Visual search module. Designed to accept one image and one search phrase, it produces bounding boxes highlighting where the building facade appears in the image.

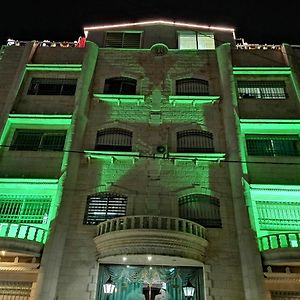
[0,20,299,300]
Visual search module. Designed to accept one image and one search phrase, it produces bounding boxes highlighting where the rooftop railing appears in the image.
[236,43,281,50]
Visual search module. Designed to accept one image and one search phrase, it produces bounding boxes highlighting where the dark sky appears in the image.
[1,0,300,46]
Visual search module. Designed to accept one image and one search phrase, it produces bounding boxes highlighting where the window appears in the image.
[104,32,142,48]
[10,130,66,151]
[83,192,127,224]
[104,77,137,95]
[95,128,133,151]
[178,31,215,50]
[176,78,209,96]
[28,78,77,96]
[237,81,287,99]
[179,194,221,228]
[0,195,52,224]
[177,130,214,153]
[246,135,300,156]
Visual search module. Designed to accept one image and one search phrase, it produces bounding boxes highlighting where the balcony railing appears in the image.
[97,215,206,239]
[0,223,47,244]
[258,232,300,251]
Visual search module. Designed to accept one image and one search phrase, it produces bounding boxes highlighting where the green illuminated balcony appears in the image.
[0,223,47,243]
[258,232,300,265]
[0,223,47,257]
[94,215,208,266]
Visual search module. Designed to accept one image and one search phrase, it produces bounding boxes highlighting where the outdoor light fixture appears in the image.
[103,276,115,294]
[183,280,195,298]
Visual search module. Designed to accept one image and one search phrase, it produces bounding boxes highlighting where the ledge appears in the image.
[232,67,292,75]
[26,64,82,72]
[93,94,145,105]
[168,152,226,163]
[168,95,220,106]
[84,150,140,163]
[240,119,300,133]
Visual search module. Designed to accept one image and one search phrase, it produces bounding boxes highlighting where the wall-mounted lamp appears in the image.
[103,276,115,294]
[183,279,195,298]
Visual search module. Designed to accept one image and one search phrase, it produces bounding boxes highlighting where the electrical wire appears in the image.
[1,143,300,165]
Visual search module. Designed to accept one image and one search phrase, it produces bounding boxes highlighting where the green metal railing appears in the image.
[0,223,47,244]
[258,232,300,251]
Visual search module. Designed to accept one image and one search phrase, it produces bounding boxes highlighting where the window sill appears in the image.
[93,94,145,105]
[168,95,220,106]
[168,152,225,164]
[84,150,140,163]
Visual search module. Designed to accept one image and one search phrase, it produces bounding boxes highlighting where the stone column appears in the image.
[216,43,267,300]
[34,41,98,300]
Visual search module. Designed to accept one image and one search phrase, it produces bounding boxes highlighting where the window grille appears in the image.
[178,194,221,227]
[104,32,141,48]
[177,130,214,153]
[103,77,137,95]
[10,130,66,151]
[237,81,287,99]
[83,192,127,225]
[28,78,77,95]
[0,195,52,224]
[95,128,132,151]
[176,78,209,96]
[246,135,300,156]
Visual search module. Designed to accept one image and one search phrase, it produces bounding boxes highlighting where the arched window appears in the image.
[83,192,127,225]
[177,130,214,153]
[179,194,221,228]
[103,77,137,95]
[176,78,209,96]
[95,128,133,151]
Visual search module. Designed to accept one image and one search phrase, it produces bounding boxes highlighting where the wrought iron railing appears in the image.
[96,215,206,239]
[0,223,47,244]
[258,232,300,251]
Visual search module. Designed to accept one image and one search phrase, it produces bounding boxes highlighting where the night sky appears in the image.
[1,0,300,46]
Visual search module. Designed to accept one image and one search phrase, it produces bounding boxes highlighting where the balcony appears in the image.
[94,215,208,266]
[258,233,300,265]
[0,223,47,257]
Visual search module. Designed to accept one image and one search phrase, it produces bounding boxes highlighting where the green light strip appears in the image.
[0,178,58,184]
[168,95,220,105]
[232,67,291,75]
[168,152,226,161]
[93,94,145,104]
[7,114,72,125]
[26,64,82,72]
[250,184,300,191]
[240,119,300,133]
[84,150,140,160]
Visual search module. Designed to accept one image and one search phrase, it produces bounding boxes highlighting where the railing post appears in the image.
[4,224,10,237]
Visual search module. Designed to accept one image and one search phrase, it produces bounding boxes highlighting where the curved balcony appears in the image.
[0,223,47,256]
[94,215,208,266]
[258,233,300,266]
